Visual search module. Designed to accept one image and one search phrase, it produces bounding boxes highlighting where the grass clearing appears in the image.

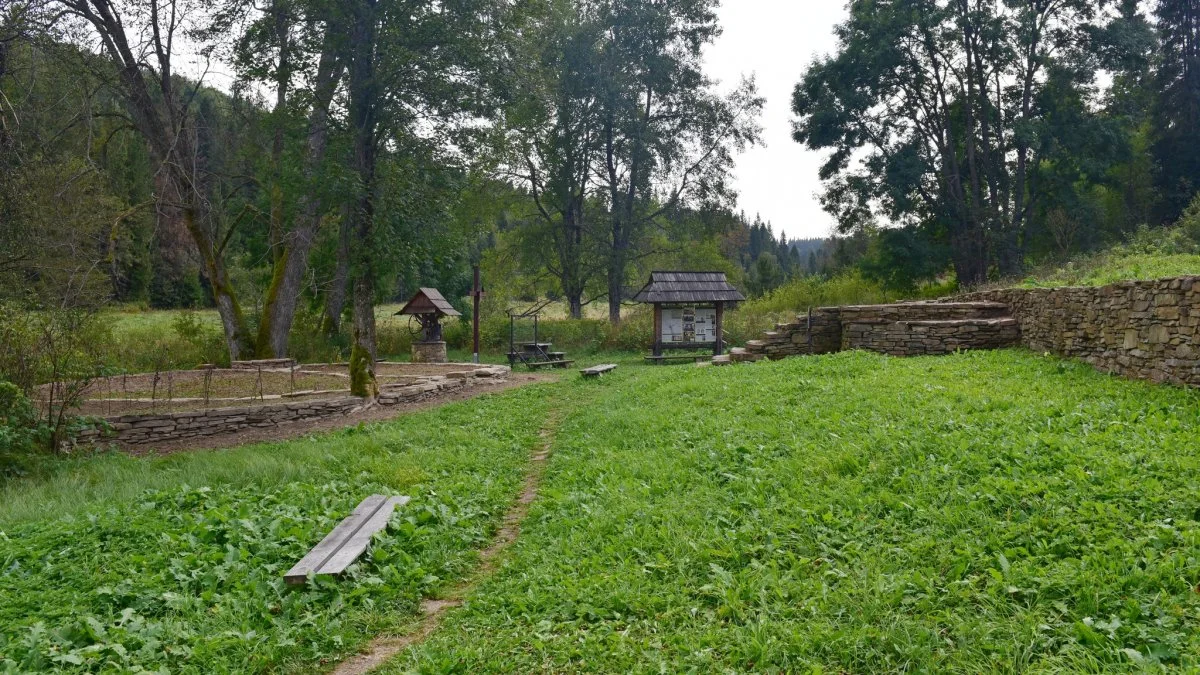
[0,382,580,671]
[396,351,1200,672]
[3,351,1200,671]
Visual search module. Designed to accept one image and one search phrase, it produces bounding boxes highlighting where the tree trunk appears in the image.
[322,207,352,335]
[256,44,343,357]
[267,1,290,268]
[347,0,379,398]
[607,253,623,324]
[181,205,254,359]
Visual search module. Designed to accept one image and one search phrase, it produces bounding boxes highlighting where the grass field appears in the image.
[3,350,1200,672]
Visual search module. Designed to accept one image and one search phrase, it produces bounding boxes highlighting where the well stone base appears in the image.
[412,341,449,363]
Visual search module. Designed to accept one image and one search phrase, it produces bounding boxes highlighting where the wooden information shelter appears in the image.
[633,272,745,360]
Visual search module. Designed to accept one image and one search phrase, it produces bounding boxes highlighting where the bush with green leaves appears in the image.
[0,382,43,477]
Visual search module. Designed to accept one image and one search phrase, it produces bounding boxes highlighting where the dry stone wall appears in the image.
[737,302,1017,361]
[841,318,1020,356]
[957,277,1200,387]
[736,276,1200,391]
[80,365,510,446]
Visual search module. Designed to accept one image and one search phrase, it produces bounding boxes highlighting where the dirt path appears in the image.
[124,374,552,456]
[327,408,565,675]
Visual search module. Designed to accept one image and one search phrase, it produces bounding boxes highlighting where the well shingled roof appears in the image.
[396,288,462,317]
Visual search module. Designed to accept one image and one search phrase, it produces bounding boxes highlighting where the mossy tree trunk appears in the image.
[346,0,379,399]
[256,25,346,358]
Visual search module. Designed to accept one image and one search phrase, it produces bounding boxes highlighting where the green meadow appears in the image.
[3,351,1200,672]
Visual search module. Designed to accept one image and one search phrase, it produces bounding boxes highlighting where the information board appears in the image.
[661,305,717,344]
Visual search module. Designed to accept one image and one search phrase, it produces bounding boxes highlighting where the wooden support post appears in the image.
[472,266,481,364]
[714,302,725,356]
[653,304,663,357]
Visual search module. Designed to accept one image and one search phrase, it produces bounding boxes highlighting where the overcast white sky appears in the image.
[704,1,848,241]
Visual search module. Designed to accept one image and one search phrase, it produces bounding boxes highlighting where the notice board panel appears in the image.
[661,305,717,344]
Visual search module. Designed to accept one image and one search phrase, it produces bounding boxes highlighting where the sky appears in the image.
[704,1,849,241]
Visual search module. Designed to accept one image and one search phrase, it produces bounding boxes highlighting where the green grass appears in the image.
[391,351,1200,672]
[0,383,575,671]
[4,351,1200,672]
[1020,253,1200,288]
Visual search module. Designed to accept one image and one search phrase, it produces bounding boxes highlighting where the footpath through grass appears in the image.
[0,381,588,672]
[395,351,1200,672]
[3,351,1200,672]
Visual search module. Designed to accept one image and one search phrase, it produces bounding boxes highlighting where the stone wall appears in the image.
[737,302,1017,361]
[841,318,1020,356]
[956,277,1200,387]
[735,276,1200,391]
[81,365,510,446]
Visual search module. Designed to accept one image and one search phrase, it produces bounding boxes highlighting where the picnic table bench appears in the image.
[580,364,618,378]
[285,494,409,585]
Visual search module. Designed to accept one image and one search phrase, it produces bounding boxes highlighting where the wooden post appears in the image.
[714,302,725,356]
[472,266,481,363]
[653,304,663,357]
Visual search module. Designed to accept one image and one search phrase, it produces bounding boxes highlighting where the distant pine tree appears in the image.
[1154,0,1200,220]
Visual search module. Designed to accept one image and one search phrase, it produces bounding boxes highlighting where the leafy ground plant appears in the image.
[4,351,1200,672]
[393,351,1200,673]
[0,386,556,672]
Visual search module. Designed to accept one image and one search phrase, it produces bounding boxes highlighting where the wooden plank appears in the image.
[313,496,409,576]
[526,360,574,369]
[285,495,410,585]
[581,364,618,378]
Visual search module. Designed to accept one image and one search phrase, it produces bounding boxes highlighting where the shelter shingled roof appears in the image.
[396,288,462,317]
[633,271,745,304]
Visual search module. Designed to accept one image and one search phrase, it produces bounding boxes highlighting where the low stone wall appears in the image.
[81,365,510,446]
[957,277,1200,387]
[842,318,1020,356]
[740,302,1017,361]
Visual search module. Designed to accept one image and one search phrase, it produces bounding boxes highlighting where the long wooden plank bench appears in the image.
[526,360,574,369]
[580,364,618,378]
[285,494,410,585]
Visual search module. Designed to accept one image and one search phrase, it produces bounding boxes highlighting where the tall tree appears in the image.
[793,0,1112,285]
[594,0,761,323]
[340,0,507,394]
[52,0,257,357]
[503,0,606,319]
[1153,0,1200,220]
[221,0,349,358]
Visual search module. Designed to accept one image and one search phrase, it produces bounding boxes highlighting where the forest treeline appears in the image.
[794,0,1200,288]
[3,0,1200,389]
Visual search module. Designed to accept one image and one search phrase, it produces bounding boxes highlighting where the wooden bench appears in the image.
[285,494,410,585]
[644,354,713,365]
[580,364,618,378]
[527,360,574,369]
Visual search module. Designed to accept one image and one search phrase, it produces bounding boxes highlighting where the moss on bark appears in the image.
[349,338,377,398]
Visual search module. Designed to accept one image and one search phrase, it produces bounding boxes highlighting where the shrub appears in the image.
[0,305,111,451]
[0,381,41,471]
[171,311,228,367]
